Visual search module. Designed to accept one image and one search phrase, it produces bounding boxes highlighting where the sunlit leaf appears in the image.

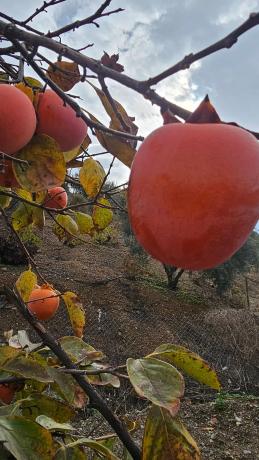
[142,405,200,460]
[62,292,86,338]
[36,415,75,432]
[53,214,79,242]
[59,337,104,365]
[64,135,91,163]
[0,187,12,209]
[13,134,66,192]
[92,197,113,230]
[147,344,221,390]
[16,269,37,302]
[79,158,105,198]
[0,415,54,460]
[86,112,136,167]
[74,212,94,235]
[127,358,184,416]
[47,60,81,92]
[20,393,75,422]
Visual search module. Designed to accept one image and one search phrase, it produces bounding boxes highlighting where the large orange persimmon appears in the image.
[0,85,36,154]
[36,90,87,151]
[44,186,68,209]
[128,123,259,270]
[27,286,60,320]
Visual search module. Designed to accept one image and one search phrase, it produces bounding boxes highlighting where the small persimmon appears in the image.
[0,384,16,404]
[27,286,60,320]
[44,186,68,209]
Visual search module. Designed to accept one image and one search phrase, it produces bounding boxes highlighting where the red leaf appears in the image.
[187,95,221,123]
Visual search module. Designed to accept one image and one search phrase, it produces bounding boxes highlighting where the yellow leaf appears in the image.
[47,60,81,92]
[74,212,94,235]
[147,344,221,391]
[86,112,135,167]
[0,187,12,209]
[63,135,91,163]
[13,134,66,192]
[88,81,138,140]
[15,82,34,102]
[12,200,45,231]
[53,214,79,242]
[16,269,37,302]
[23,77,43,89]
[92,197,113,230]
[62,291,86,338]
[142,405,200,460]
[79,158,105,198]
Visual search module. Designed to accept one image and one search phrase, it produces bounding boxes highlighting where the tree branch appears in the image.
[47,0,124,37]
[146,12,259,86]
[23,0,66,25]
[4,287,141,460]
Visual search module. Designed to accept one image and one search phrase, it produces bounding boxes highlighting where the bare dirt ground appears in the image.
[0,221,259,459]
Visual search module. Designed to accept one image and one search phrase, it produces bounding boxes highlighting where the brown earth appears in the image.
[0,221,259,459]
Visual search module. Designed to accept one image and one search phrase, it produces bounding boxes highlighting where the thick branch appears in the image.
[146,12,259,86]
[5,287,141,460]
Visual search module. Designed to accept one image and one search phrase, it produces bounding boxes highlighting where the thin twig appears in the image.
[23,0,66,25]
[47,0,124,37]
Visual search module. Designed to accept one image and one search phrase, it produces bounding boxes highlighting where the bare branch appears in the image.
[23,0,66,25]
[47,0,124,37]
[146,12,259,86]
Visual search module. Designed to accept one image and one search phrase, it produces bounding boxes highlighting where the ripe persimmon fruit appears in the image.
[44,186,68,209]
[0,84,36,154]
[27,286,60,320]
[36,89,87,151]
[128,123,259,270]
[0,384,16,404]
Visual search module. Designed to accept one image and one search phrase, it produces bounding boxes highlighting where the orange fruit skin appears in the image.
[0,85,36,154]
[36,90,87,152]
[0,384,15,404]
[128,123,259,270]
[28,287,60,320]
[44,186,68,209]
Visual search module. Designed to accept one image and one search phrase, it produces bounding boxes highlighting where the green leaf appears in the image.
[62,291,86,338]
[74,212,94,235]
[67,438,119,460]
[20,394,75,422]
[86,363,120,388]
[47,367,76,404]
[1,356,52,382]
[54,445,87,459]
[59,336,104,365]
[36,415,75,432]
[0,347,21,367]
[147,344,221,390]
[127,358,184,416]
[142,405,200,460]
[16,269,37,302]
[0,187,12,209]
[0,415,54,460]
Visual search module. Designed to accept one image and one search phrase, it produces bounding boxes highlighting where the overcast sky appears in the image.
[0,0,259,183]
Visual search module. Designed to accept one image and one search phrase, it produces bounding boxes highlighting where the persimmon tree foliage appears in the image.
[0,1,258,459]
